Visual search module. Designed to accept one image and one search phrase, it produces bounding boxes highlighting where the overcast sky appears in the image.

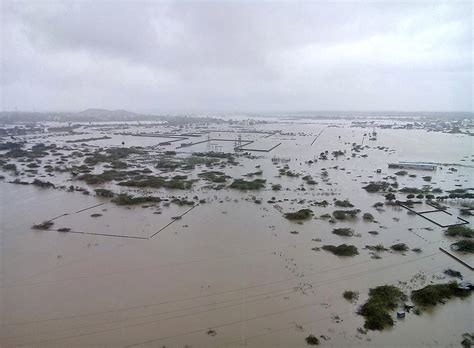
[1,0,472,113]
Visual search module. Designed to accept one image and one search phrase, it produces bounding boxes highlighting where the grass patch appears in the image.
[32,221,54,230]
[390,243,409,252]
[279,166,300,177]
[395,170,408,176]
[313,200,329,207]
[32,179,55,188]
[271,183,282,191]
[157,154,221,171]
[112,194,162,206]
[399,187,424,194]
[84,147,143,165]
[198,171,229,183]
[335,199,354,208]
[365,244,388,252]
[302,175,317,185]
[171,198,195,206]
[332,209,361,220]
[2,163,17,172]
[118,176,194,190]
[78,170,142,184]
[5,143,56,159]
[229,178,266,190]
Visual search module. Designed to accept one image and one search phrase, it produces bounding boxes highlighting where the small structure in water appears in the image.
[271,156,291,163]
[179,142,193,147]
[458,281,473,290]
[388,161,436,171]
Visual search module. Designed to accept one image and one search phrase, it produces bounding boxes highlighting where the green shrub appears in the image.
[343,290,359,301]
[32,221,54,230]
[78,170,136,184]
[3,163,17,171]
[333,209,361,220]
[198,171,229,183]
[363,182,390,193]
[284,209,313,220]
[363,213,374,221]
[332,228,354,236]
[445,225,474,238]
[302,175,317,185]
[451,240,474,253]
[305,335,320,345]
[411,282,472,307]
[322,244,358,256]
[358,285,406,330]
[271,183,282,191]
[365,244,388,252]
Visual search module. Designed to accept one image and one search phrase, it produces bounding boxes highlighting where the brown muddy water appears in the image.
[1,119,473,347]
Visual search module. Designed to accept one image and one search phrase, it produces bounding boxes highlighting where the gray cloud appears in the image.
[1,0,472,112]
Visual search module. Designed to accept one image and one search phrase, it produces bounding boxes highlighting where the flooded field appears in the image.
[1,116,473,347]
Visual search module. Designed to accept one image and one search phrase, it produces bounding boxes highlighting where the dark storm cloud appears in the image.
[1,1,472,112]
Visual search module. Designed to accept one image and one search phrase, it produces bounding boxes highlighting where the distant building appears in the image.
[388,161,437,171]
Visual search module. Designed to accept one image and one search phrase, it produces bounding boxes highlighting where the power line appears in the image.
[9,253,447,346]
[4,250,439,326]
[125,261,453,347]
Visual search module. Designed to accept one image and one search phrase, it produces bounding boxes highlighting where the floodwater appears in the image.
[0,118,473,347]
